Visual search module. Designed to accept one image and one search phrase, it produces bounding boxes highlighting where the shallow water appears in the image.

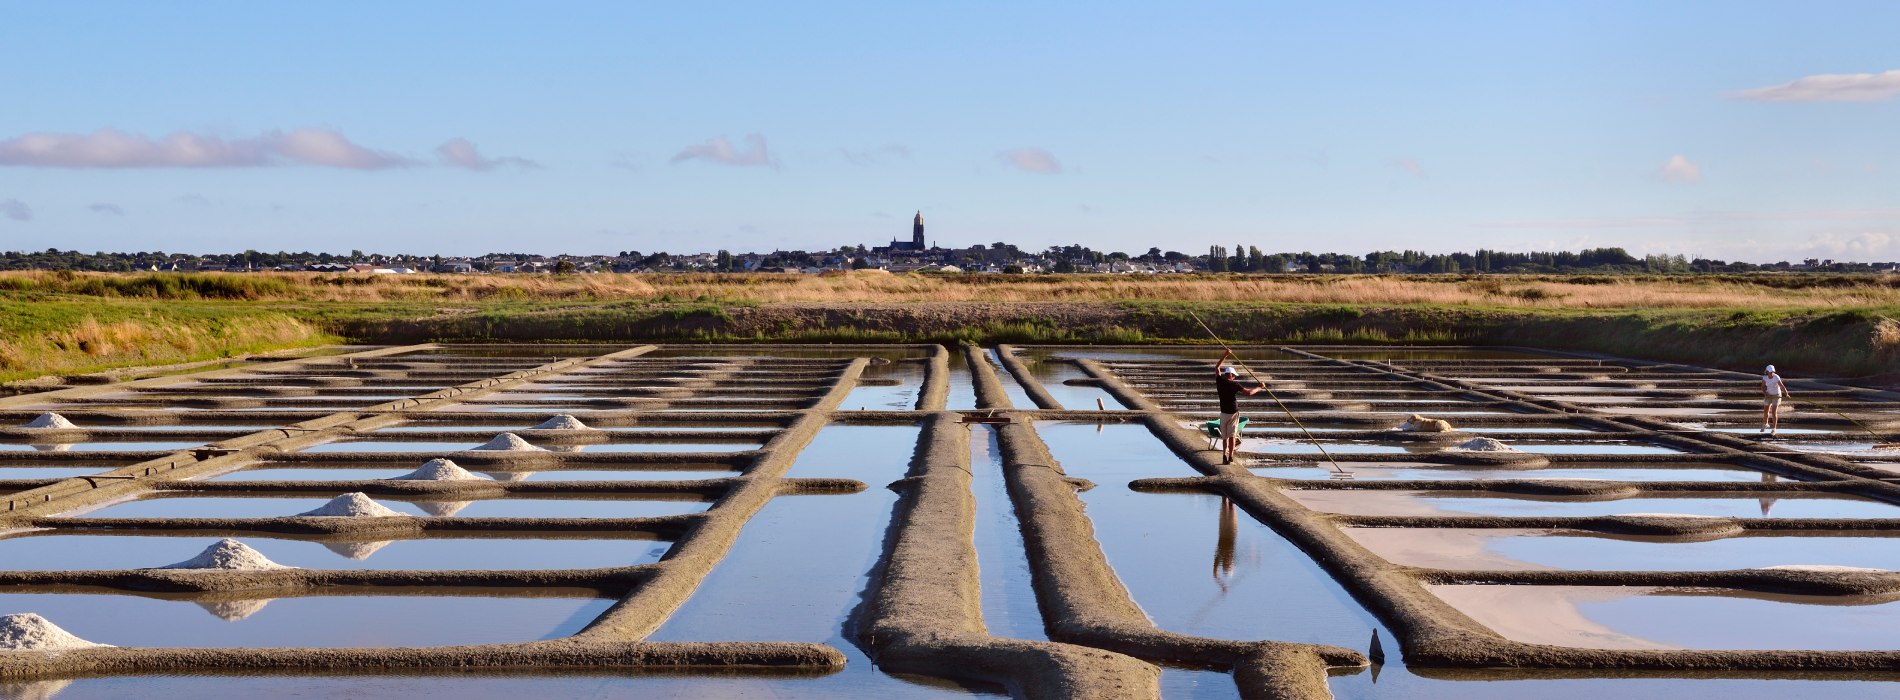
[841,361,923,411]
[1036,421,1380,649]
[210,467,739,482]
[0,466,118,479]
[970,425,1046,640]
[1292,491,1897,519]
[0,533,668,570]
[1428,584,1900,651]
[1253,463,1775,482]
[0,441,206,452]
[651,423,996,696]
[68,494,709,519]
[0,592,612,647]
[1478,532,1900,572]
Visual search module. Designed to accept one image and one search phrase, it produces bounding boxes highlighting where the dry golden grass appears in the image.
[4,270,1897,309]
[0,313,326,380]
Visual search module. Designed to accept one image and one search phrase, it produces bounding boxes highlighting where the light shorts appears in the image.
[1219,412,1242,441]
[1765,396,1783,407]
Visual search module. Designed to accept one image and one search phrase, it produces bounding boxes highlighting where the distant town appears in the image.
[5,212,1895,275]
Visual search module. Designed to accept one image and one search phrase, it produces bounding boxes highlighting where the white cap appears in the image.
[1220,366,1237,376]
[1764,364,1777,373]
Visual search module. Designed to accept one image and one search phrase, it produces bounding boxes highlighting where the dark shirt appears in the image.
[1216,373,1246,414]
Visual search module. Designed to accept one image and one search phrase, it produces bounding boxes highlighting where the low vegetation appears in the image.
[5,270,1896,382]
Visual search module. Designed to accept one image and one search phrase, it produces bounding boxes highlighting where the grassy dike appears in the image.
[331,300,1899,379]
[5,271,1896,383]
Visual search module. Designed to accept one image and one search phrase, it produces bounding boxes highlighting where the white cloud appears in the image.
[840,144,911,166]
[1733,70,1900,103]
[1,199,30,221]
[87,203,124,215]
[0,128,413,169]
[1661,154,1700,183]
[671,134,778,168]
[1390,157,1426,178]
[435,138,539,171]
[997,147,1061,174]
[1800,231,1895,258]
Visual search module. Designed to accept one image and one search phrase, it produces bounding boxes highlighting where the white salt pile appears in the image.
[0,613,112,651]
[1448,437,1518,452]
[468,433,546,452]
[157,539,290,571]
[1397,414,1454,432]
[531,414,593,430]
[19,413,77,430]
[390,458,489,481]
[297,493,407,517]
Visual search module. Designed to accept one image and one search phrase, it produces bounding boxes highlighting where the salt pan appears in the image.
[1447,437,1517,452]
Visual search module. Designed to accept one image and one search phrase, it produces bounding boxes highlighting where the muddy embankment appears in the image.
[334,302,1900,381]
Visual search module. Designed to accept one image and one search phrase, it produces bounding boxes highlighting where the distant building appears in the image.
[875,211,928,253]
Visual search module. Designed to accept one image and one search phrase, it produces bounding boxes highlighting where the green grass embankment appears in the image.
[0,300,334,382]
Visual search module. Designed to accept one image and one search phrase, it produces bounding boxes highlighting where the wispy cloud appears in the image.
[1801,231,1895,257]
[0,128,414,169]
[1390,157,1426,178]
[1,199,30,221]
[671,134,778,168]
[840,144,910,166]
[1661,154,1701,183]
[997,147,1061,174]
[435,138,539,171]
[87,202,124,216]
[1475,208,1900,230]
[1733,70,1900,103]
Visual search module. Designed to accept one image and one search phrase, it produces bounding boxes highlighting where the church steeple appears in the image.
[911,210,925,248]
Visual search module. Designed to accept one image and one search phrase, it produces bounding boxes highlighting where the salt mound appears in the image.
[390,458,488,481]
[1448,437,1518,452]
[30,443,73,453]
[468,433,545,452]
[531,414,593,431]
[297,493,407,517]
[1398,414,1454,432]
[19,413,77,430]
[157,539,290,571]
[481,470,536,482]
[0,613,111,651]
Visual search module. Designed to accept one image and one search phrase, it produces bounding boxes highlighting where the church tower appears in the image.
[912,211,925,249]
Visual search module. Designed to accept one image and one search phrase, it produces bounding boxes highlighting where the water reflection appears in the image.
[1213,497,1237,592]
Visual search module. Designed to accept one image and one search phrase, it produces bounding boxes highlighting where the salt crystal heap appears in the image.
[298,493,407,517]
[468,433,546,452]
[157,539,291,570]
[0,613,112,651]
[1397,414,1454,432]
[1446,437,1518,452]
[390,458,488,481]
[531,414,593,431]
[19,413,77,430]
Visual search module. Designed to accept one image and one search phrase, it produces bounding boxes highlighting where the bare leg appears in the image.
[1768,402,1780,434]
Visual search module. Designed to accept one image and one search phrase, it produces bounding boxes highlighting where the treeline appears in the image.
[4,246,1895,275]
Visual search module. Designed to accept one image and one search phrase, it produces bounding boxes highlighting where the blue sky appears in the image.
[1,1,1896,261]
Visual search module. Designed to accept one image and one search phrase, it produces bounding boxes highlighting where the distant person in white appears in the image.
[1761,365,1788,437]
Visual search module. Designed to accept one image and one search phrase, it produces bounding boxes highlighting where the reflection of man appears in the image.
[1215,350,1264,464]
[1213,497,1237,592]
